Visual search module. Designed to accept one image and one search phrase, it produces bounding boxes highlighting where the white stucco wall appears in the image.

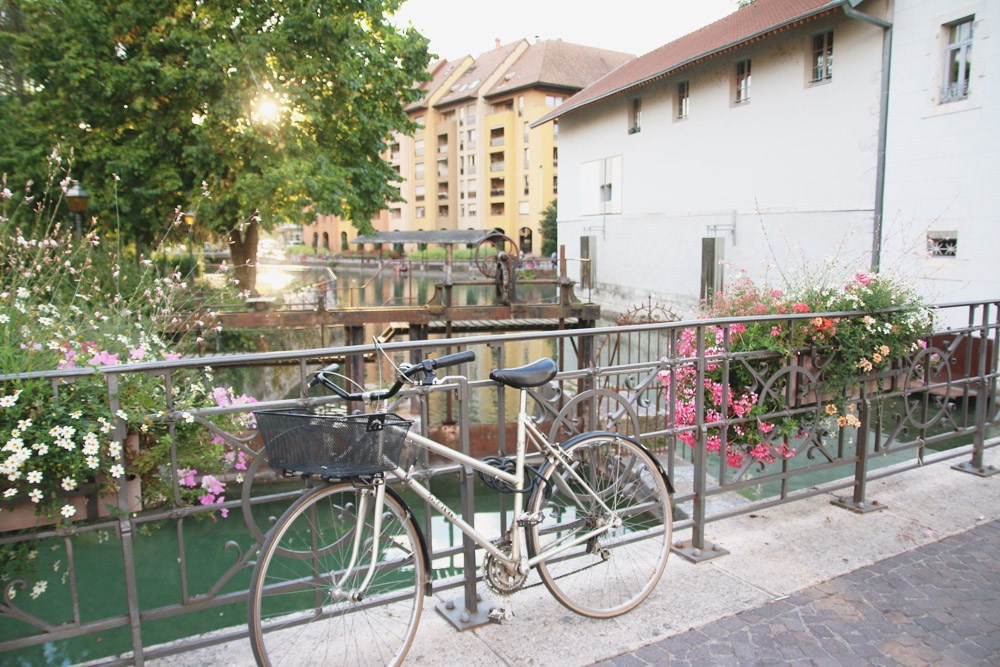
[881,0,999,310]
[556,3,898,316]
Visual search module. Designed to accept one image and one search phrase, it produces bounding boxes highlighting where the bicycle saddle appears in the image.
[489,358,557,389]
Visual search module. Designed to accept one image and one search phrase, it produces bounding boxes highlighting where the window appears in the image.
[340,232,348,251]
[942,17,973,102]
[580,156,622,215]
[490,127,504,146]
[490,177,504,197]
[415,206,425,218]
[490,202,505,216]
[523,121,529,142]
[735,59,751,104]
[467,129,476,150]
[518,202,529,215]
[519,227,532,252]
[414,139,424,157]
[552,147,558,168]
[523,148,529,169]
[811,31,833,83]
[437,134,448,153]
[524,174,529,195]
[437,183,448,200]
[492,99,513,113]
[553,120,558,139]
[518,95,524,117]
[414,115,424,127]
[468,178,477,198]
[437,159,448,178]
[676,81,689,119]
[415,161,424,179]
[414,184,425,202]
[927,231,957,257]
[466,104,476,124]
[438,205,448,217]
[467,154,476,175]
[553,174,558,194]
[544,95,564,106]
[628,97,641,134]
[322,232,329,249]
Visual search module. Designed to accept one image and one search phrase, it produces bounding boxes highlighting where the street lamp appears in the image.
[183,211,195,275]
[65,181,89,238]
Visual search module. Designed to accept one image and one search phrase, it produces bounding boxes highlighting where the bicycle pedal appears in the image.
[516,511,545,527]
[488,607,505,624]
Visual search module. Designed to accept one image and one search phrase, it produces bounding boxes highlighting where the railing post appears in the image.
[436,376,493,630]
[954,303,999,476]
[107,374,145,666]
[832,396,888,512]
[673,327,728,562]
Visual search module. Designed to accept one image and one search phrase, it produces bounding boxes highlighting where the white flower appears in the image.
[116,409,128,420]
[16,287,29,299]
[33,443,49,455]
[83,432,99,447]
[86,456,99,469]
[17,419,32,430]
[30,581,47,599]
[61,476,77,491]
[0,390,22,407]
[3,488,16,498]
[82,442,99,456]
[69,410,82,419]
[28,489,43,503]
[183,412,194,424]
[26,470,42,484]
[108,441,122,457]
[47,340,61,350]
[60,505,76,518]
[109,464,125,478]
[0,314,9,324]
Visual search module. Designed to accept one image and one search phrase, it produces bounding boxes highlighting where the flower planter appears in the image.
[0,434,143,533]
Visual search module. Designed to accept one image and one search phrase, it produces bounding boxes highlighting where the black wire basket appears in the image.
[254,409,412,478]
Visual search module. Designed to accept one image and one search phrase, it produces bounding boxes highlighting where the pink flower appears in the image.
[165,352,182,361]
[855,272,871,286]
[88,350,119,366]
[178,468,198,487]
[792,302,810,313]
[198,494,216,505]
[130,347,146,360]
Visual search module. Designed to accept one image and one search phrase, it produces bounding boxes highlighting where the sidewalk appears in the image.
[144,447,1000,666]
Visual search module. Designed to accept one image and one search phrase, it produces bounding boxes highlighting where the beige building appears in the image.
[307,39,633,257]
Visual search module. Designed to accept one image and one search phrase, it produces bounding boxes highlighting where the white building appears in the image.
[534,0,998,320]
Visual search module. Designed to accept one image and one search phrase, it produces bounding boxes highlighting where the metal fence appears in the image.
[1,299,997,665]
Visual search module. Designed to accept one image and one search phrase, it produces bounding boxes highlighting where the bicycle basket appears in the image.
[254,410,412,478]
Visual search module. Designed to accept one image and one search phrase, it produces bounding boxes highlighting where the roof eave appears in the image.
[531,1,847,128]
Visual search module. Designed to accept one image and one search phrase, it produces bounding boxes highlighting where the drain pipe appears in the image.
[843,0,892,273]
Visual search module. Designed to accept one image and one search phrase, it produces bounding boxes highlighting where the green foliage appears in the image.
[540,199,558,257]
[0,1,431,286]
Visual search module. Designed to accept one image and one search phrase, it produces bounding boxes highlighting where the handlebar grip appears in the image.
[308,362,341,387]
[430,350,476,370]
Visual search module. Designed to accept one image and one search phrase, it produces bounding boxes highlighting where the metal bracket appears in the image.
[435,595,497,631]
[830,497,888,513]
[671,538,729,563]
[951,462,1000,477]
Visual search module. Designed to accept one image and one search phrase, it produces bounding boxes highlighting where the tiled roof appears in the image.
[434,40,525,107]
[484,39,634,99]
[406,58,467,112]
[534,0,846,125]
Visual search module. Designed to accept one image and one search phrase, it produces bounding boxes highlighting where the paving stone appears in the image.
[592,521,1000,667]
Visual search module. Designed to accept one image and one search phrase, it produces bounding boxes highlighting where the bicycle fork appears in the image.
[330,479,387,603]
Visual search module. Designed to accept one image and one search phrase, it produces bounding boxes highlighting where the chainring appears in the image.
[483,539,528,596]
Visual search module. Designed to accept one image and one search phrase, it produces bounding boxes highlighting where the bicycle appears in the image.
[248,350,674,666]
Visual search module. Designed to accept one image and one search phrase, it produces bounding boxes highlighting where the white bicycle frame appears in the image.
[343,386,621,596]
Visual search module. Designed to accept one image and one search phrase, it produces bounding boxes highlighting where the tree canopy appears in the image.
[540,198,557,257]
[0,0,430,289]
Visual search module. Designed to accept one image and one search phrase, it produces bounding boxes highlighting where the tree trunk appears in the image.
[229,219,259,295]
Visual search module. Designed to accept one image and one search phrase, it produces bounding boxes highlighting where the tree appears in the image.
[0,0,430,292]
[540,199,558,257]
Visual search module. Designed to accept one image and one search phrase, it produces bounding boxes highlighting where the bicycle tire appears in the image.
[526,432,672,618]
[248,482,426,667]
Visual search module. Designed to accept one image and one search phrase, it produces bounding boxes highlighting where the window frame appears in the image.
[735,59,751,105]
[810,30,834,85]
[941,16,974,103]
[628,97,642,134]
[676,81,689,120]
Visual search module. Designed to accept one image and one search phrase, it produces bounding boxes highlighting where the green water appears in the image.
[0,475,511,666]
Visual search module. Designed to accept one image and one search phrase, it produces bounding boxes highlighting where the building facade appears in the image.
[535,0,997,318]
[307,39,633,257]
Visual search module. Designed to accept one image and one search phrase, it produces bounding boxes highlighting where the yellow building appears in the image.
[309,39,632,257]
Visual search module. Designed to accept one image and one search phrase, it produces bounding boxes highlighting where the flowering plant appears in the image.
[661,274,932,469]
[0,161,253,529]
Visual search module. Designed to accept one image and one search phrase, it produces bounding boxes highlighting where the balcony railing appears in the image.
[490,188,505,197]
[490,137,504,146]
[940,79,970,103]
[2,301,997,664]
[490,162,504,172]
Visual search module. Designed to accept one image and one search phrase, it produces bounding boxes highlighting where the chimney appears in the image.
[495,38,501,49]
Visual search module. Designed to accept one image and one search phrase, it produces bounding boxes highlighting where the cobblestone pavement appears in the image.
[595,520,1000,667]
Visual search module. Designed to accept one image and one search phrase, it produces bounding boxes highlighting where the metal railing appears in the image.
[0,299,997,664]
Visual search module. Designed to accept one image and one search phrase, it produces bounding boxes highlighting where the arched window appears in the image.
[519,227,533,253]
[322,232,329,249]
[340,231,348,251]
[312,232,319,248]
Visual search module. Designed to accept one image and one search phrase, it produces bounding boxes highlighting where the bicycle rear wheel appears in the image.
[248,482,426,667]
[526,432,672,617]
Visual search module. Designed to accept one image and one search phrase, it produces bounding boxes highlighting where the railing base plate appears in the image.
[830,497,887,513]
[435,595,496,631]
[671,539,729,563]
[952,462,1000,477]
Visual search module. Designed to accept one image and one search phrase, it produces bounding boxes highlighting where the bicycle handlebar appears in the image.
[309,350,476,403]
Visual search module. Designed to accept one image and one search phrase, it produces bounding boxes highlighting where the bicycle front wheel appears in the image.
[248,482,426,667]
[526,432,672,618]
